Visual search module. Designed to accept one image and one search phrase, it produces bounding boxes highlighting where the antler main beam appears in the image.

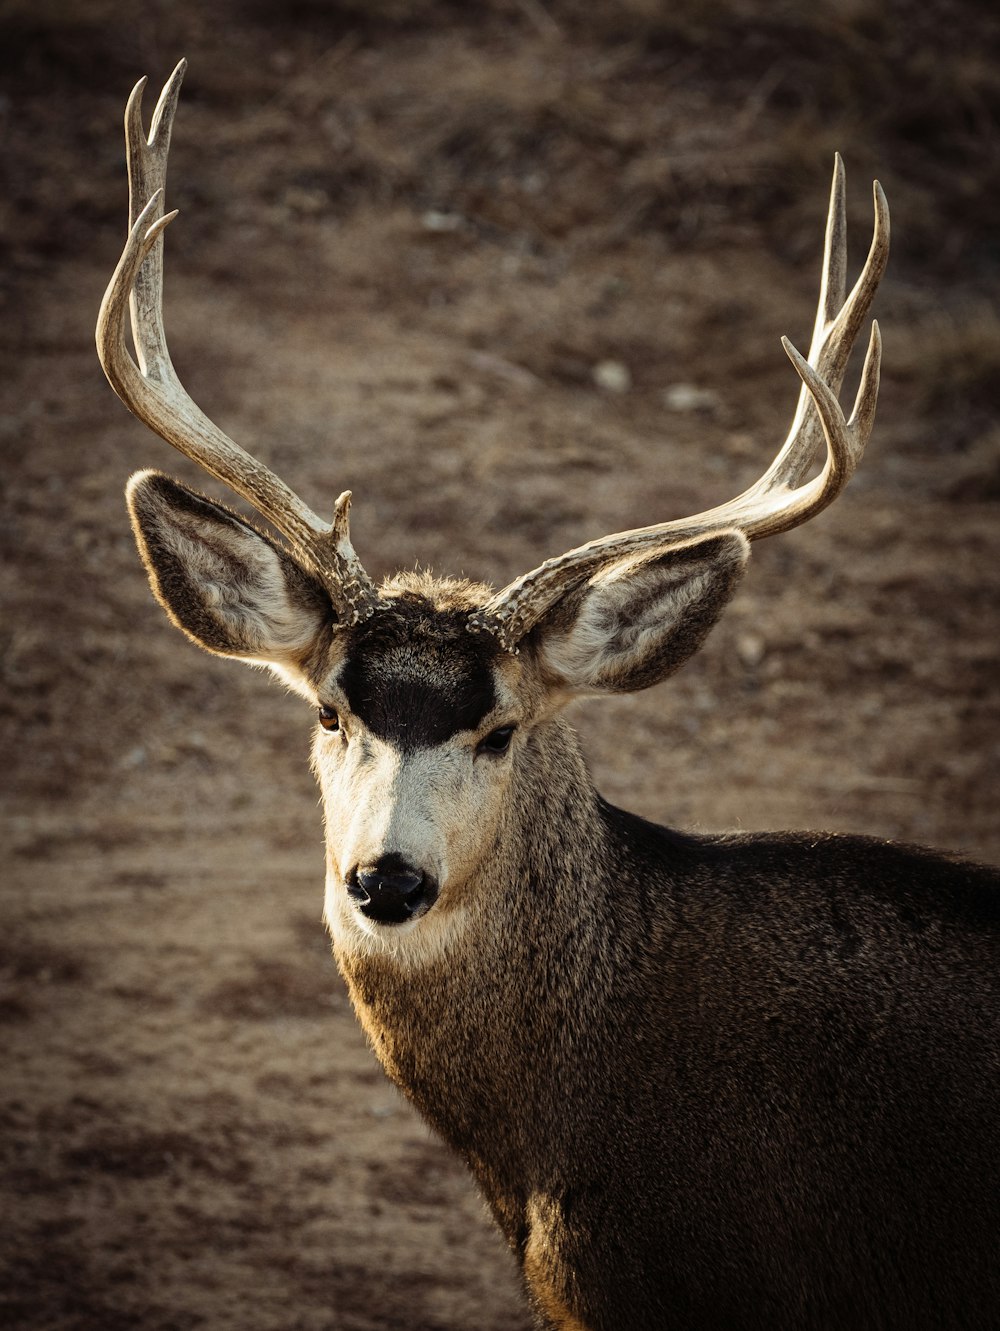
[470,158,889,651]
[96,60,381,625]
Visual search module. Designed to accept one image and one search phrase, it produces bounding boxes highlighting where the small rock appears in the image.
[736,632,766,669]
[663,383,721,414]
[421,210,464,233]
[592,359,631,393]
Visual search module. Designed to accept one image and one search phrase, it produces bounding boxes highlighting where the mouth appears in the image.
[352,893,436,926]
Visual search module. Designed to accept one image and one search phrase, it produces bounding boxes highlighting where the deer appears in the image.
[97,61,1000,1331]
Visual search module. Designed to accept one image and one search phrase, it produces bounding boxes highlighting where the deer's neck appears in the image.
[333,718,666,1224]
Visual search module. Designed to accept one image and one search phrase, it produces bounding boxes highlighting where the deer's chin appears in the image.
[323,873,465,962]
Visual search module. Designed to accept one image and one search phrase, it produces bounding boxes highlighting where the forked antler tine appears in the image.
[471,159,889,653]
[122,65,184,377]
[774,320,882,524]
[752,165,889,497]
[97,63,380,625]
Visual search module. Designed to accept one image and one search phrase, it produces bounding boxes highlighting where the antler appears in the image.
[470,157,890,651]
[96,60,381,625]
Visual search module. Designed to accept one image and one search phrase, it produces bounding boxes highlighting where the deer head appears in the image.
[98,62,888,957]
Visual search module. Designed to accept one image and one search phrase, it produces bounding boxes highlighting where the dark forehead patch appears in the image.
[338,597,501,750]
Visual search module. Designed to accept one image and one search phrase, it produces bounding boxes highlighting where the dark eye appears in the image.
[318,705,340,733]
[478,725,515,757]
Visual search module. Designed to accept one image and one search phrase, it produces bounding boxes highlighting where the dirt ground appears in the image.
[2,2,998,1327]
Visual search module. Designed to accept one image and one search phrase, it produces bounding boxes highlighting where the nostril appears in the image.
[355,867,424,902]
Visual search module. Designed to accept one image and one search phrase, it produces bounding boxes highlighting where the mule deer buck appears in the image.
[98,62,999,1331]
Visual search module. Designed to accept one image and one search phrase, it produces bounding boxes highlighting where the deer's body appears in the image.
[348,821,1000,1329]
[321,581,1000,1331]
[98,64,1000,1331]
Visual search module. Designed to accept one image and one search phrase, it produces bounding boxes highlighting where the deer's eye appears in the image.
[318,705,340,733]
[478,725,515,757]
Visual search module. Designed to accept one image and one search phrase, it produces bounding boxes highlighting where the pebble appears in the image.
[663,383,721,413]
[592,359,631,393]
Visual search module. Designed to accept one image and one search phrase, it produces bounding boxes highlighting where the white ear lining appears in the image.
[541,562,712,687]
[535,533,749,695]
[129,474,331,673]
[159,515,320,659]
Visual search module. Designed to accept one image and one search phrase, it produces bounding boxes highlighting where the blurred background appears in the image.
[2,1,998,1327]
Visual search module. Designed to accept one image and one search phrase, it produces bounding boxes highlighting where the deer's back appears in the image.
[544,814,1000,1329]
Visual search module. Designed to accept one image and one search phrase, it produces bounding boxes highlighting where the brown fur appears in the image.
[127,474,1000,1331]
[334,719,1000,1330]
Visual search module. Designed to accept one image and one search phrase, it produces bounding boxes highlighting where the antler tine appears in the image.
[470,158,890,653]
[748,160,889,498]
[97,61,380,625]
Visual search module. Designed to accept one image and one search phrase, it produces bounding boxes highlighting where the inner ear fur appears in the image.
[530,530,750,695]
[126,469,332,668]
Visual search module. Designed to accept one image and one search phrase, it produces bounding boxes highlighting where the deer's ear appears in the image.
[531,530,749,696]
[126,470,331,673]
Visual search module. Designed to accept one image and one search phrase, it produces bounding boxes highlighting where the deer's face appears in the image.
[309,593,535,954]
[127,476,750,963]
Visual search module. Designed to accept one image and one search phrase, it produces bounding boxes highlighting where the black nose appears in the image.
[347,857,436,925]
